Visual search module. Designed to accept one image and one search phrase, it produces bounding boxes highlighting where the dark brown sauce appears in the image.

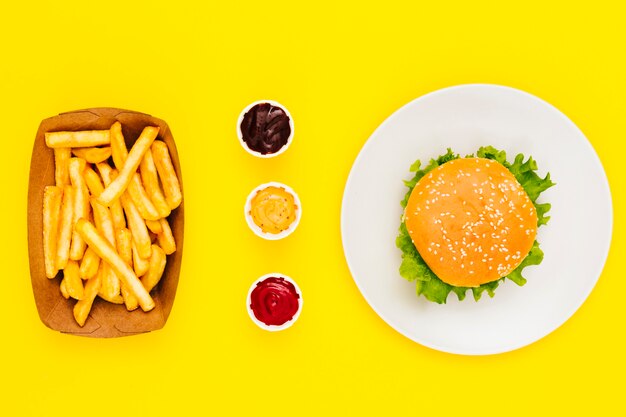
[240,103,291,155]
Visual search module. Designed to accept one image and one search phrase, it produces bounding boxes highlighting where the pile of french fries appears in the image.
[42,122,181,326]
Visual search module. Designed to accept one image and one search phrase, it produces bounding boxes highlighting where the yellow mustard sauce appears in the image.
[250,186,297,234]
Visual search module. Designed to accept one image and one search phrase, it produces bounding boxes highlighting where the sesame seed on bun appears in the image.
[404,158,537,287]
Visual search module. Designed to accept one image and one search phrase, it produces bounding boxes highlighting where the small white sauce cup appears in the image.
[246,273,303,332]
[244,181,302,240]
[236,100,294,158]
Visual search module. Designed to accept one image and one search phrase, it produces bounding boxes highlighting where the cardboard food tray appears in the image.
[27,108,184,337]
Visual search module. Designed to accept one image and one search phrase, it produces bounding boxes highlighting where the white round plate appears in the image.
[341,84,612,355]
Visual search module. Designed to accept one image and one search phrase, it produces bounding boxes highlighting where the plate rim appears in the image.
[340,83,613,355]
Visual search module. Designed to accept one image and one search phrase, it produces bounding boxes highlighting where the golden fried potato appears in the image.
[43,186,62,278]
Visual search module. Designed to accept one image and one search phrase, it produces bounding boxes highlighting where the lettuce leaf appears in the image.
[396,146,554,304]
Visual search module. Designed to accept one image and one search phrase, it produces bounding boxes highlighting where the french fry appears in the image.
[157,218,176,255]
[140,148,171,218]
[120,193,152,259]
[100,294,124,304]
[79,247,100,280]
[73,266,102,327]
[63,260,84,300]
[98,264,122,302]
[78,211,101,281]
[46,130,110,148]
[98,125,159,206]
[60,279,70,299]
[84,194,114,300]
[151,140,182,210]
[97,266,124,304]
[69,158,89,260]
[90,197,120,298]
[132,238,150,277]
[121,286,136,310]
[75,219,154,312]
[145,219,163,234]
[83,166,104,196]
[109,123,160,219]
[116,228,133,264]
[43,186,63,278]
[116,228,138,311]
[109,121,127,169]
[128,174,160,220]
[142,244,166,293]
[54,148,71,187]
[95,162,113,183]
[100,295,124,304]
[96,164,125,230]
[55,185,74,270]
[90,198,115,246]
[71,147,112,164]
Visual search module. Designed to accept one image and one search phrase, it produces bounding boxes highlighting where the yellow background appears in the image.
[1,1,624,415]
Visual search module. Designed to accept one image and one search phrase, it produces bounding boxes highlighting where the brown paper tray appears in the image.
[27,108,184,337]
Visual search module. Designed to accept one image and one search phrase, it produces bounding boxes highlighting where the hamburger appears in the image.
[396,147,554,303]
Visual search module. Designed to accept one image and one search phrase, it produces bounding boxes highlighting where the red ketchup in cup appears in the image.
[248,275,302,330]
